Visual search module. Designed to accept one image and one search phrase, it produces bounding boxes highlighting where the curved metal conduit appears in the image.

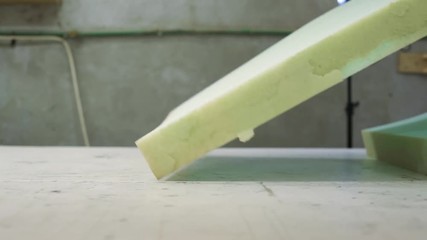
[0,35,90,146]
[0,30,293,147]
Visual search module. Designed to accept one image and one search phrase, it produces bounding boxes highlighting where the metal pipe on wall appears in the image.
[0,35,90,146]
[0,29,293,38]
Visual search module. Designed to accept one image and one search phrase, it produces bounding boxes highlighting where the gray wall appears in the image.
[0,0,426,147]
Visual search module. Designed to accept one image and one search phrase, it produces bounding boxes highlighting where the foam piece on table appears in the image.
[363,112,427,175]
[137,0,427,179]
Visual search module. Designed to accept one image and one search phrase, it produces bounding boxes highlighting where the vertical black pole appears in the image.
[340,0,358,149]
[346,77,353,148]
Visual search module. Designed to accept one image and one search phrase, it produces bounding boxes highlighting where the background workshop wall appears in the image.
[0,0,426,147]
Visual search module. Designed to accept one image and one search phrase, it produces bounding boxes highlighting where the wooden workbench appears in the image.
[1,146,427,240]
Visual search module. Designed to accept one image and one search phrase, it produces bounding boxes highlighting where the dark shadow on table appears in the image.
[166,155,427,182]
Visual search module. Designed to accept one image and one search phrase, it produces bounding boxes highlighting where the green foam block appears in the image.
[136,0,427,179]
[363,113,427,175]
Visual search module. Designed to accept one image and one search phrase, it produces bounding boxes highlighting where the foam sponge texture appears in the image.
[137,0,427,179]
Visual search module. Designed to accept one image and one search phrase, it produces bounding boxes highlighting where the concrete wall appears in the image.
[0,0,334,31]
[0,0,426,147]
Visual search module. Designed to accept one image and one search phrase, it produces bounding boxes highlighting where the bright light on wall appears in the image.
[337,0,349,5]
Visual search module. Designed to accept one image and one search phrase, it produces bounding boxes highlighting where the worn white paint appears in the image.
[1,146,427,240]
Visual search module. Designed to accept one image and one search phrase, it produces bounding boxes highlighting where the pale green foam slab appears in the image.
[137,0,427,179]
[363,113,427,175]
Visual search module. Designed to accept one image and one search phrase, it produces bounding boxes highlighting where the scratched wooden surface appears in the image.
[1,146,427,240]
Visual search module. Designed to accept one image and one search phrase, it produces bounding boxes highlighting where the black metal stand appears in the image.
[339,0,359,148]
[345,76,359,148]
